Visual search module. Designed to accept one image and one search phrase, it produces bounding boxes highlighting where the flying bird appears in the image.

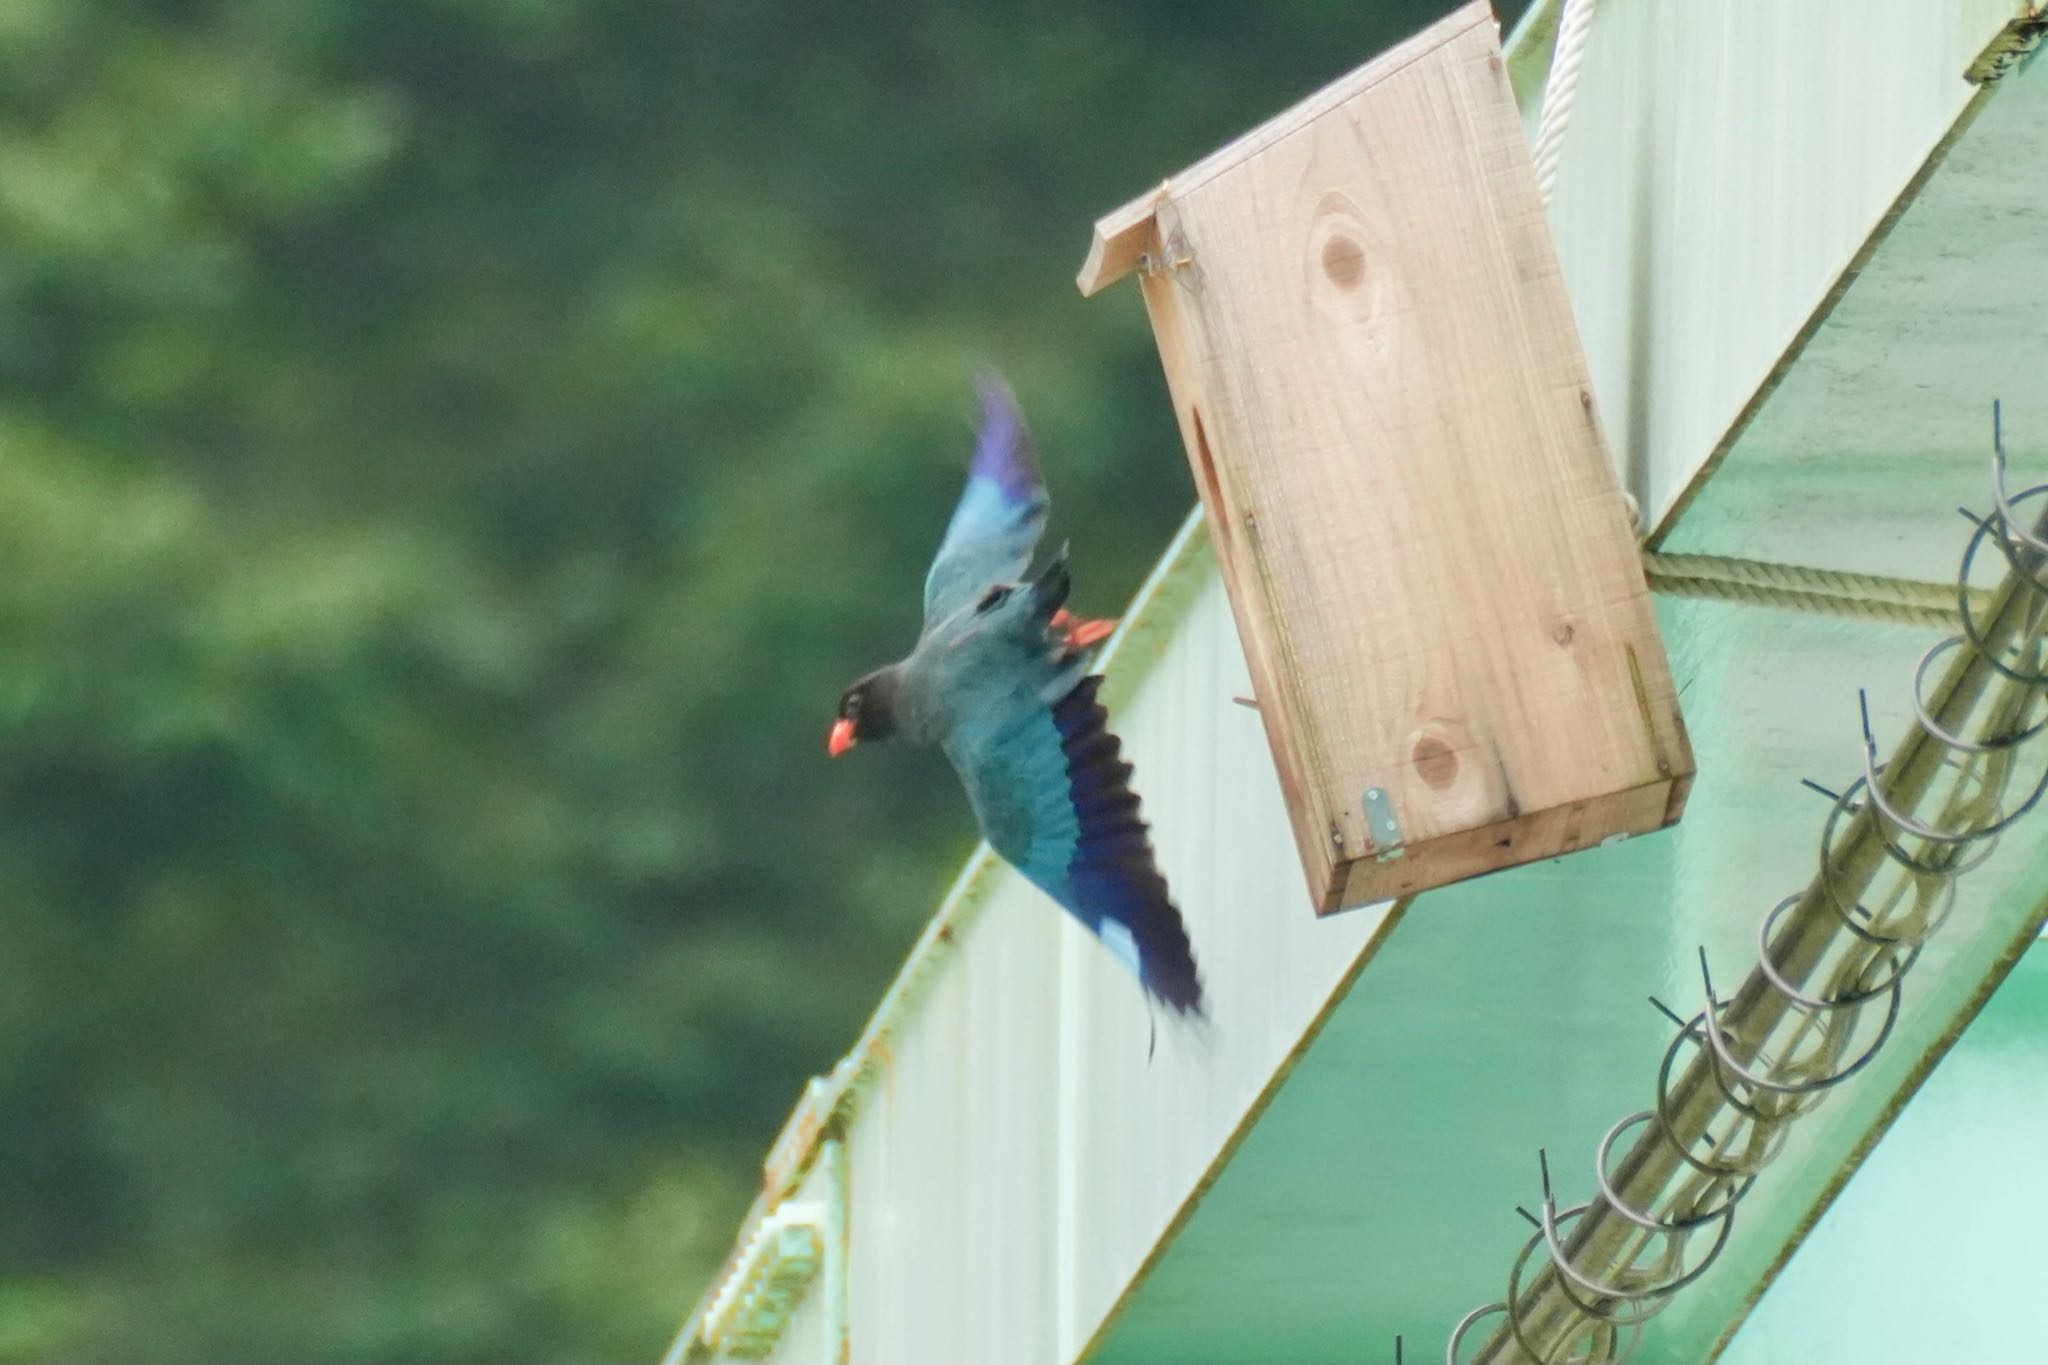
[828,375,1206,1018]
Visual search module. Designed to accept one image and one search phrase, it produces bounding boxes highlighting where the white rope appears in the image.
[1530,0,1598,206]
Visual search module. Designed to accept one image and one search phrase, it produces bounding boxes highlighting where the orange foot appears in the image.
[1050,608,1117,649]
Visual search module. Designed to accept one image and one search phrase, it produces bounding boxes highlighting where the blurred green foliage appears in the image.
[0,1,1497,1360]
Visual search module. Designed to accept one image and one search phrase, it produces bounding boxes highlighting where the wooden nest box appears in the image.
[1077,2,1692,913]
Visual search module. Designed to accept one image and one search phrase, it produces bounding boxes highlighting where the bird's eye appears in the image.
[976,585,1011,613]
[845,694,862,717]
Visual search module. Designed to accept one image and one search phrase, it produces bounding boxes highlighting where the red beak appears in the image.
[827,717,856,758]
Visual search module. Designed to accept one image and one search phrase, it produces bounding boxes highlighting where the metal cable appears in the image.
[1641,553,1989,632]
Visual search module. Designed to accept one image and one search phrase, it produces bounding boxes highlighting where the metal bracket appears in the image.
[701,1205,824,1358]
[1138,197,1199,283]
[1363,785,1405,860]
[701,1138,849,1361]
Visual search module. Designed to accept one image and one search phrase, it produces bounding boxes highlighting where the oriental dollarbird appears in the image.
[828,375,1206,1018]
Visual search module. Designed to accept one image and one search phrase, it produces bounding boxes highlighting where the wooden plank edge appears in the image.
[1128,268,1342,910]
[1076,187,1166,297]
[1330,777,1679,912]
[1073,0,1496,296]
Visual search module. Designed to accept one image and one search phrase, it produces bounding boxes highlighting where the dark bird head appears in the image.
[828,666,903,757]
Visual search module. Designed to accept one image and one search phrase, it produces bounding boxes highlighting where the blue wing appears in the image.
[945,649,1206,1017]
[1042,674,1205,1015]
[922,374,1049,630]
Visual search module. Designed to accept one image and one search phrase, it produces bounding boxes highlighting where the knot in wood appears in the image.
[1412,734,1460,790]
[1321,234,1366,289]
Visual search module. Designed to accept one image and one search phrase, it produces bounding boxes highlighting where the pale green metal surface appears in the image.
[1086,779,1684,1362]
[1090,590,2048,1363]
[1656,60,2048,583]
[1721,946,2048,1365]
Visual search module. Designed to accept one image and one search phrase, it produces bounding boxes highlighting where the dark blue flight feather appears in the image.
[1048,675,1203,1014]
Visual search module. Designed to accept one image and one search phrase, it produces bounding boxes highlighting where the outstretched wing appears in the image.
[922,374,1049,631]
[946,661,1206,1017]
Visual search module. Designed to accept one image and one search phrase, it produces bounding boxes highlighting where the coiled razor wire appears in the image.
[1449,403,2048,1365]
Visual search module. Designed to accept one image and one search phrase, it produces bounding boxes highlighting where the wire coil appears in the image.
[1451,405,2048,1365]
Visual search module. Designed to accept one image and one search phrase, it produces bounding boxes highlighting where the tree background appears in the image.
[0,2,1517,1360]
